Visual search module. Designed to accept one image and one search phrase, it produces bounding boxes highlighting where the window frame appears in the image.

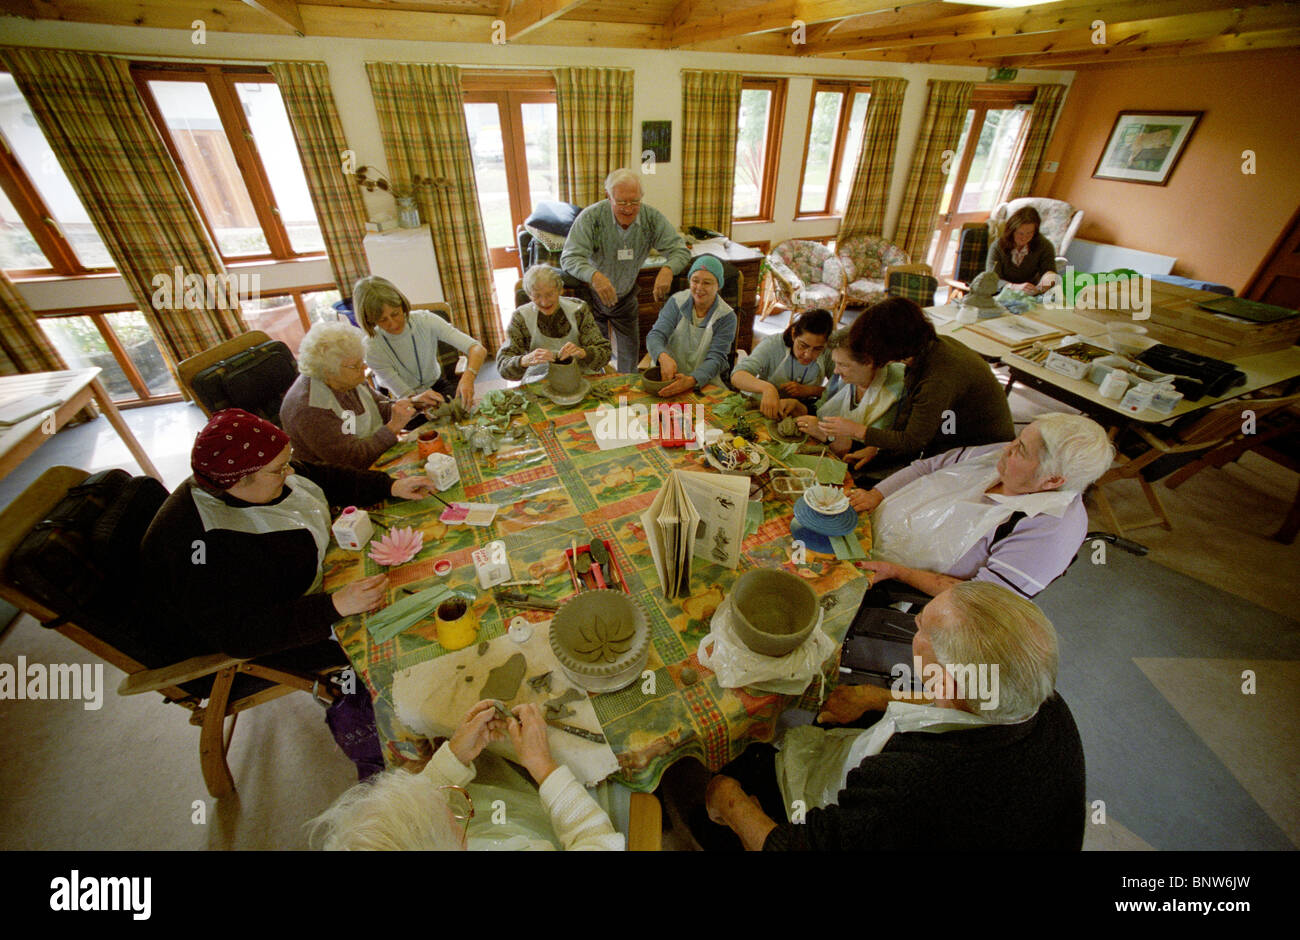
[732,77,786,224]
[794,79,872,221]
[131,63,323,264]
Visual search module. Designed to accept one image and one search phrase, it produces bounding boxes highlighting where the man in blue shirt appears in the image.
[561,168,690,373]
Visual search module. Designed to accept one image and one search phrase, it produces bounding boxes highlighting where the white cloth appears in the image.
[665,296,717,388]
[520,298,581,381]
[871,451,1075,574]
[818,367,898,429]
[307,376,383,440]
[189,475,332,593]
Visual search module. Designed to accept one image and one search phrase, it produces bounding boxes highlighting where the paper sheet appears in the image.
[584,404,650,451]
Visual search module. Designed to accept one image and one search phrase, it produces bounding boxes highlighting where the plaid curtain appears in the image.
[839,78,907,241]
[891,81,974,263]
[1004,84,1067,200]
[554,67,633,208]
[0,47,246,363]
[269,61,371,299]
[681,70,742,237]
[365,62,503,349]
[0,271,66,374]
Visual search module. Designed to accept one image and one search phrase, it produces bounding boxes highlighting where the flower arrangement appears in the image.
[353,165,448,200]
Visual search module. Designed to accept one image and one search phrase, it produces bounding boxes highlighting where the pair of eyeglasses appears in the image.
[263,449,294,477]
[614,199,641,208]
[439,784,474,837]
[794,338,826,355]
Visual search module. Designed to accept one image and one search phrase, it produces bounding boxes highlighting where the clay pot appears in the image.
[640,366,670,395]
[417,428,449,458]
[547,356,582,396]
[549,590,650,693]
[436,596,477,651]
[729,568,819,656]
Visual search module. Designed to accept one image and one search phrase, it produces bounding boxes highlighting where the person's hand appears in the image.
[795,414,827,440]
[817,685,894,725]
[1013,281,1039,294]
[759,386,780,420]
[653,266,674,303]
[456,374,476,410]
[385,399,416,432]
[658,375,696,398]
[845,446,879,470]
[332,574,388,617]
[779,381,822,399]
[704,774,747,825]
[844,486,883,513]
[778,399,807,418]
[523,348,554,368]
[557,342,586,361]
[860,560,901,586]
[591,271,617,307]
[449,700,505,765]
[414,389,445,408]
[817,416,864,441]
[507,703,558,784]
[391,475,436,500]
[658,353,678,382]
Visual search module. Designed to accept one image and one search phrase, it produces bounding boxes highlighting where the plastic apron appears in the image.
[664,292,730,389]
[520,299,581,382]
[308,377,383,440]
[818,367,898,429]
[190,474,333,593]
[777,701,997,811]
[870,451,1074,574]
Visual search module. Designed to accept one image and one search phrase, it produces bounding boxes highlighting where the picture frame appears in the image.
[1091,111,1202,186]
[641,120,671,164]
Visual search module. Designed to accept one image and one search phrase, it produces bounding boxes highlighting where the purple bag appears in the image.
[325,690,385,781]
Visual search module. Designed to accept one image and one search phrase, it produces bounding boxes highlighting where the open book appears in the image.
[641,470,751,600]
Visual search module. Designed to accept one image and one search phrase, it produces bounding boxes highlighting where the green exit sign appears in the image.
[987,67,1020,82]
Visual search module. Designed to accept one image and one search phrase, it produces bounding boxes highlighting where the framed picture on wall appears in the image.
[1092,111,1203,185]
[642,121,671,164]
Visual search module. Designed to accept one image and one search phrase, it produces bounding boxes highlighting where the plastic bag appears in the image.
[697,597,835,693]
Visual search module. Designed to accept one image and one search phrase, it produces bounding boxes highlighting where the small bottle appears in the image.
[1099,369,1129,400]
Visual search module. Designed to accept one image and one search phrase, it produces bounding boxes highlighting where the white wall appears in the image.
[4,18,1074,312]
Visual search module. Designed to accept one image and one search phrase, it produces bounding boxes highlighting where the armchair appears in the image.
[759,240,846,322]
[836,235,910,322]
[988,197,1083,259]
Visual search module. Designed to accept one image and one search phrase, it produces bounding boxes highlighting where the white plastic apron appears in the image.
[664,291,727,389]
[819,367,896,429]
[308,376,383,440]
[191,474,333,593]
[870,451,1074,574]
[521,299,580,382]
[777,701,996,811]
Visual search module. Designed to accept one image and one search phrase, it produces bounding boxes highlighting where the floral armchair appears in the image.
[836,235,910,317]
[759,240,846,321]
[988,197,1083,260]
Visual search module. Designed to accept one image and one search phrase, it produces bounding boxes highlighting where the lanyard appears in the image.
[382,331,422,384]
[784,350,815,385]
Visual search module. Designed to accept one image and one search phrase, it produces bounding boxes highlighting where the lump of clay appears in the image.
[777,416,799,438]
[478,652,526,703]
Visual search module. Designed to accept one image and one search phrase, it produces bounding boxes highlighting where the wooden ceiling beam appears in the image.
[667,0,929,49]
[502,0,591,41]
[0,0,40,18]
[241,0,304,35]
[994,26,1300,68]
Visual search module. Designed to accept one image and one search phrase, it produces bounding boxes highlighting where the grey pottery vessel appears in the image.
[549,589,650,693]
[729,568,819,656]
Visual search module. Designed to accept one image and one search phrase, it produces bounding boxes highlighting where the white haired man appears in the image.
[700,582,1086,851]
[280,320,415,469]
[849,413,1115,599]
[560,168,690,373]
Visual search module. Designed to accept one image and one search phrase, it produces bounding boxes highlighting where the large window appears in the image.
[38,309,180,407]
[133,64,324,261]
[733,78,786,223]
[796,81,871,218]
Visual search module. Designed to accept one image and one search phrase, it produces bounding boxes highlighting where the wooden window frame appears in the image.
[733,77,786,224]
[37,305,182,408]
[132,63,322,265]
[795,80,872,221]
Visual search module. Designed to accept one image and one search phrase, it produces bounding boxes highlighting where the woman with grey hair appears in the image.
[496,265,610,382]
[355,275,487,409]
[280,320,415,469]
[849,412,1114,599]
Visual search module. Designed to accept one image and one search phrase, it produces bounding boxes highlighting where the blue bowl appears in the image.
[792,500,859,536]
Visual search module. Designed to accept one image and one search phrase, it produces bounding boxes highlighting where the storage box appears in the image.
[1044,342,1111,380]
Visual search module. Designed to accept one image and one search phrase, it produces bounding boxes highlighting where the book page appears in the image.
[675,470,750,569]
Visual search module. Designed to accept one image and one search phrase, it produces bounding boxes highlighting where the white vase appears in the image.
[397,197,420,229]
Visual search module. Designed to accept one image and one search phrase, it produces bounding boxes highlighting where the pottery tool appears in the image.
[494,590,559,611]
[499,578,542,588]
[490,700,513,722]
[545,721,606,744]
[586,538,609,589]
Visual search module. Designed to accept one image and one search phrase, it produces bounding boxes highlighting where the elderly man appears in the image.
[700,582,1087,851]
[560,168,691,373]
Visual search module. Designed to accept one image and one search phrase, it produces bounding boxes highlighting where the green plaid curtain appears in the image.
[0,271,66,374]
[0,47,246,363]
[1005,84,1067,200]
[554,67,633,208]
[269,61,371,299]
[681,70,742,237]
[839,78,907,241]
[892,80,974,263]
[365,62,503,349]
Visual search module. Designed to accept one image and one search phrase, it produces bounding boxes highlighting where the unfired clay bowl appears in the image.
[547,357,582,396]
[549,589,650,693]
[730,568,819,657]
[640,366,671,395]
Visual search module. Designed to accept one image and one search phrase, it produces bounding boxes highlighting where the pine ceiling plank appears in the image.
[668,0,926,48]
[241,0,305,35]
[502,0,590,39]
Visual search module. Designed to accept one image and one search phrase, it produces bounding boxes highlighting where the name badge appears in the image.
[617,248,634,261]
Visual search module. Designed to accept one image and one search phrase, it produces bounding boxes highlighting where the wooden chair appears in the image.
[944,222,991,302]
[0,466,344,799]
[177,330,272,415]
[1092,392,1300,536]
[884,263,938,306]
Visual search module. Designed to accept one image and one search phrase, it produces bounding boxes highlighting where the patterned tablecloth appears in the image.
[325,374,873,792]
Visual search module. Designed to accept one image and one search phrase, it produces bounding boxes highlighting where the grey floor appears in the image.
[2,314,1297,850]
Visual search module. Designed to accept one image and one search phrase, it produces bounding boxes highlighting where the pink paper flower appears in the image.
[368,527,424,566]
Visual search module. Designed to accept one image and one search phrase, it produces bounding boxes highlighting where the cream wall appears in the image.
[4,18,1075,312]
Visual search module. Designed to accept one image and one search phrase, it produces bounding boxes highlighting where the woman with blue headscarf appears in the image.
[645,255,737,398]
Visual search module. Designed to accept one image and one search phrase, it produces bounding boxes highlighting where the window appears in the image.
[733,78,785,223]
[38,309,180,407]
[0,71,114,275]
[133,65,324,261]
[796,81,871,218]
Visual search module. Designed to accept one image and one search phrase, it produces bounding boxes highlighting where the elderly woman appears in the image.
[791,327,905,457]
[141,409,437,663]
[645,255,737,397]
[309,701,623,851]
[496,264,611,382]
[280,321,414,470]
[356,275,488,408]
[847,413,1113,599]
[731,308,835,419]
[991,206,1059,295]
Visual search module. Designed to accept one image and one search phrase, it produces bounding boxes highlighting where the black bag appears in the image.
[6,469,168,666]
[190,339,298,425]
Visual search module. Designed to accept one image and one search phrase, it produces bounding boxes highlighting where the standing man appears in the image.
[561,168,691,373]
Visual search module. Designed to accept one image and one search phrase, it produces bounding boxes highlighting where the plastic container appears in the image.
[331,506,373,551]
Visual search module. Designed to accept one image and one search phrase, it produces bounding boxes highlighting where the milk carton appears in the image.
[472,540,511,589]
[332,506,374,551]
[424,452,460,491]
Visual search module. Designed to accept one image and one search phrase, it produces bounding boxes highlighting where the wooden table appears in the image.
[0,369,162,482]
[325,376,873,791]
[926,302,1111,361]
